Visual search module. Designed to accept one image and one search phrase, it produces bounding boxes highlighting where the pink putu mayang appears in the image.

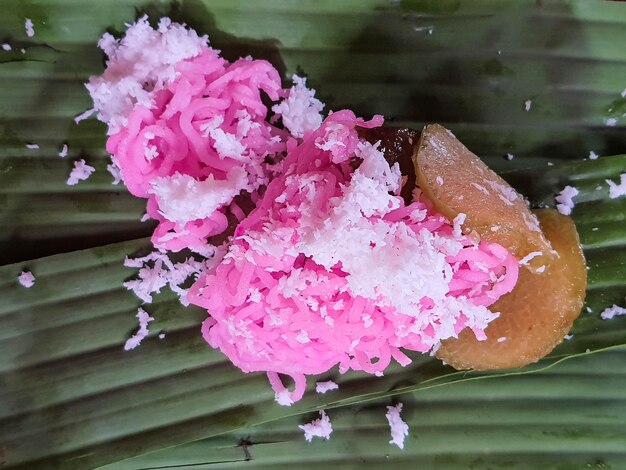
[187,110,519,405]
[103,44,288,253]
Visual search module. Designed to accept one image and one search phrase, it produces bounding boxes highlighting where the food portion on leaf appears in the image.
[86,16,586,406]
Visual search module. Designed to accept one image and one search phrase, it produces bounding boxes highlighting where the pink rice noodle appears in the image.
[187,111,520,404]
[106,47,288,251]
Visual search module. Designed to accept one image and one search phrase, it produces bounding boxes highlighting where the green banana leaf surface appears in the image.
[1,0,625,469]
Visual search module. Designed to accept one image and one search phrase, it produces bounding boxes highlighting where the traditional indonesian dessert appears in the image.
[86,16,586,405]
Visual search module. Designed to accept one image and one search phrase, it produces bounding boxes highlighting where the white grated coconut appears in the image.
[518,251,543,266]
[86,15,208,134]
[107,159,123,185]
[123,248,224,305]
[149,168,250,225]
[315,381,339,394]
[25,18,35,37]
[386,403,409,449]
[606,174,626,199]
[272,75,324,138]
[555,185,579,215]
[524,99,532,112]
[124,307,155,350]
[299,411,333,442]
[58,144,68,158]
[600,304,626,320]
[18,271,35,288]
[66,159,95,186]
[74,108,95,124]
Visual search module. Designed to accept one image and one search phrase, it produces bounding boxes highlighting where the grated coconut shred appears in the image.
[66,159,95,186]
[606,174,626,199]
[18,271,35,288]
[87,16,523,417]
[299,411,333,442]
[386,403,409,449]
[124,308,155,350]
[600,304,626,320]
[315,381,339,394]
[555,185,579,215]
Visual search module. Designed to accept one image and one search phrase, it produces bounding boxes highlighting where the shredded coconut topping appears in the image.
[315,381,339,394]
[272,75,324,138]
[600,304,626,320]
[86,15,208,134]
[123,249,222,305]
[519,251,543,266]
[58,144,68,158]
[188,111,518,403]
[66,159,95,186]
[25,18,35,37]
[299,411,333,442]
[149,169,249,225]
[124,308,155,350]
[107,160,123,185]
[74,108,95,124]
[606,174,626,199]
[386,403,409,449]
[18,271,35,288]
[524,99,532,112]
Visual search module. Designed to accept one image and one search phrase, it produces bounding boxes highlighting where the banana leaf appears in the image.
[105,346,626,470]
[1,0,626,469]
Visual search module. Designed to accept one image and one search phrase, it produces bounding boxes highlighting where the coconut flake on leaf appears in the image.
[386,403,409,449]
[66,159,95,186]
[556,185,579,215]
[124,308,155,351]
[90,17,289,252]
[86,15,208,135]
[18,271,35,288]
[600,304,626,320]
[124,249,223,305]
[315,381,339,394]
[606,174,626,199]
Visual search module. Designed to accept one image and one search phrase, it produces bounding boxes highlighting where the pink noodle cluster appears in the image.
[187,111,519,404]
[106,47,287,251]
